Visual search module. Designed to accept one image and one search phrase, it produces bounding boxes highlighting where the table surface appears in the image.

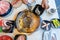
[0,0,59,40]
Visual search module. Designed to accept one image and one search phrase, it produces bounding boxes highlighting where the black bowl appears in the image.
[41,20,52,31]
[2,20,15,33]
[51,18,60,28]
[14,34,27,40]
[33,4,45,16]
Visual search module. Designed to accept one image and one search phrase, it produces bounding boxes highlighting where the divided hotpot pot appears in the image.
[15,4,45,33]
[15,10,40,33]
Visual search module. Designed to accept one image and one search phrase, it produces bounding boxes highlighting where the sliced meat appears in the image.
[0,1,10,15]
[17,36,25,40]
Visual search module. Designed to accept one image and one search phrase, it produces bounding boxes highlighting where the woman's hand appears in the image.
[41,0,49,9]
[22,0,28,4]
[22,0,35,4]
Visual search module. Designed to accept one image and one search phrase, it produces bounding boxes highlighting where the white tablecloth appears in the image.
[27,0,59,40]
